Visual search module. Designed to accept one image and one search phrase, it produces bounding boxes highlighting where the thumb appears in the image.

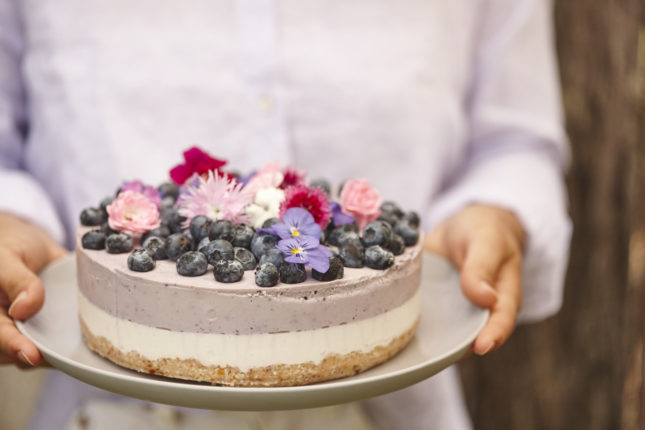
[459,235,504,309]
[0,248,45,321]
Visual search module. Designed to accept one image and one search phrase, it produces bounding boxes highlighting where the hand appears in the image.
[424,204,526,355]
[0,212,66,366]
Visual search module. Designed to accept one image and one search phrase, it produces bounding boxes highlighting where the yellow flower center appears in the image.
[291,248,302,255]
[290,227,300,237]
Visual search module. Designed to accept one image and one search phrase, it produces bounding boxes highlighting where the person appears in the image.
[0,0,571,428]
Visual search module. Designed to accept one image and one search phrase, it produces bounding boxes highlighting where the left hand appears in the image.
[424,204,526,355]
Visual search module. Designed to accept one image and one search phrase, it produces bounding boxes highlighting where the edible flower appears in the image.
[329,201,355,226]
[276,236,332,273]
[339,179,382,231]
[279,185,331,229]
[120,180,161,209]
[268,207,322,240]
[177,171,252,225]
[107,190,160,233]
[280,167,307,189]
[169,147,227,185]
[245,187,285,228]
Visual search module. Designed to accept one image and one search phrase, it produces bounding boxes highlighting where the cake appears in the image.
[76,147,423,386]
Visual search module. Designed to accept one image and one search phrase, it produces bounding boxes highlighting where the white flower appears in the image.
[245,187,285,228]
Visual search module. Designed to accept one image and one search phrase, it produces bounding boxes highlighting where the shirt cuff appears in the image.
[426,150,572,323]
[0,169,66,245]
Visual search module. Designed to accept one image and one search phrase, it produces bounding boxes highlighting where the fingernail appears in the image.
[8,291,27,318]
[18,351,35,366]
[481,281,498,298]
[477,341,496,356]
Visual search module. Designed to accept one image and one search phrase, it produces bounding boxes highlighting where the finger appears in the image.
[0,248,45,320]
[459,232,507,308]
[0,306,42,366]
[473,257,522,355]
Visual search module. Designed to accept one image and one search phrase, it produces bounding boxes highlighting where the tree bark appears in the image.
[459,1,645,429]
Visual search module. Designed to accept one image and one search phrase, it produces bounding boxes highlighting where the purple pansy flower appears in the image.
[121,180,162,209]
[329,201,355,226]
[277,236,332,273]
[269,207,322,240]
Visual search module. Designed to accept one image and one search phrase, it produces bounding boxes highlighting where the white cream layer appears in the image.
[79,290,420,371]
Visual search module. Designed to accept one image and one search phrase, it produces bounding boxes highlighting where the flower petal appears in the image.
[294,235,320,250]
[307,246,332,273]
[276,238,300,255]
[270,222,292,240]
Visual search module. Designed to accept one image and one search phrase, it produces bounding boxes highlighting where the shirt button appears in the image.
[258,94,274,113]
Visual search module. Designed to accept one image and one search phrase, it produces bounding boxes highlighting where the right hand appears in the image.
[0,212,66,366]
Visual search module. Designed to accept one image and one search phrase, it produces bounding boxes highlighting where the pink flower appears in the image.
[177,171,252,225]
[244,161,284,196]
[121,180,161,209]
[169,147,228,185]
[280,167,307,189]
[340,179,382,231]
[107,191,161,234]
[279,185,331,229]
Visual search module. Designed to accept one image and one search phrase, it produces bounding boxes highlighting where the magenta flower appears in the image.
[277,236,332,273]
[169,147,228,185]
[177,171,252,225]
[268,207,322,240]
[107,190,160,233]
[279,185,331,229]
[121,180,161,209]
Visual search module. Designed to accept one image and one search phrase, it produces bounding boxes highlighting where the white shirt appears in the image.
[1,0,571,428]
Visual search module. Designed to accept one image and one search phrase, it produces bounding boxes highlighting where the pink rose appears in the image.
[107,190,161,234]
[340,179,382,231]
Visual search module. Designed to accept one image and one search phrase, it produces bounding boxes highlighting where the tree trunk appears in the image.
[458,1,645,429]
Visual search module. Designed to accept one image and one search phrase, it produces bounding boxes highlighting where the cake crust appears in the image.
[80,318,419,387]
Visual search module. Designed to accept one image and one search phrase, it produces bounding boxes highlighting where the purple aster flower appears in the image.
[269,207,322,240]
[276,236,332,273]
[330,201,355,226]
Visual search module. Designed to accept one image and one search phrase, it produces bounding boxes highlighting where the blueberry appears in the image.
[337,231,362,248]
[161,209,187,234]
[106,233,134,254]
[377,212,399,228]
[201,239,234,265]
[160,195,176,211]
[339,242,364,268]
[386,234,406,256]
[213,260,244,283]
[327,224,358,247]
[232,224,255,249]
[255,263,280,287]
[309,178,331,196]
[158,182,179,200]
[259,248,285,267]
[394,220,420,246]
[197,237,211,252]
[402,211,420,228]
[81,230,106,250]
[189,215,212,243]
[208,219,236,242]
[365,245,395,270]
[380,201,404,218]
[261,217,281,229]
[176,251,208,276]
[142,236,168,260]
[142,225,171,243]
[128,249,156,272]
[312,256,344,281]
[362,221,393,248]
[250,232,279,260]
[100,222,118,236]
[80,207,106,226]
[234,247,257,270]
[99,196,115,217]
[279,262,307,284]
[164,233,193,261]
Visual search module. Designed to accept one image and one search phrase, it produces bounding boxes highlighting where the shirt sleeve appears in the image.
[0,0,65,244]
[427,0,572,323]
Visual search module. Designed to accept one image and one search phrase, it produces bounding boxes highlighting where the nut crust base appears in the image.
[80,318,418,387]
